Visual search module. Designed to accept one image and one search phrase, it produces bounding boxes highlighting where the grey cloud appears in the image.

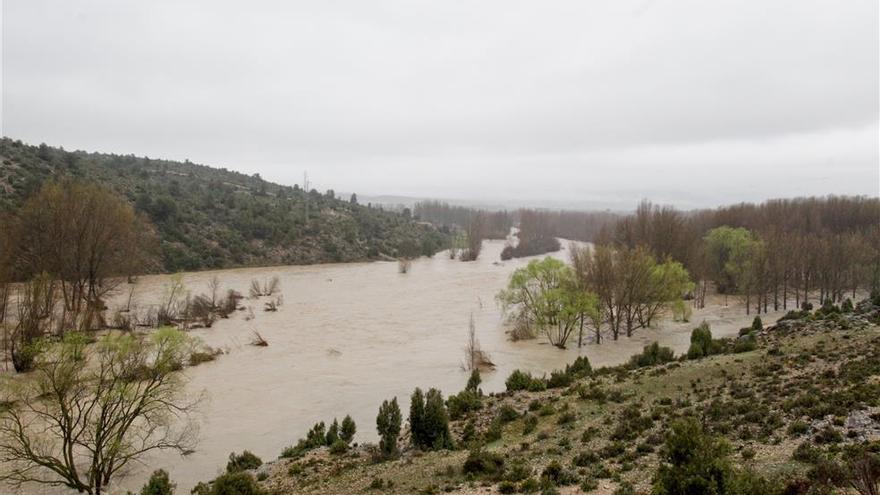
[2,0,877,208]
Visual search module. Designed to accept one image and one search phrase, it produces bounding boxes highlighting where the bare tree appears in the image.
[0,328,201,495]
[460,213,485,262]
[249,276,281,298]
[462,313,493,371]
[5,181,157,332]
[8,274,59,371]
[398,258,412,274]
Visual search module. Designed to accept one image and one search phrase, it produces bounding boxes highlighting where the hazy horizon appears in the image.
[2,0,878,208]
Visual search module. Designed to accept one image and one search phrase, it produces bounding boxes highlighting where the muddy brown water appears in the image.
[9,239,785,494]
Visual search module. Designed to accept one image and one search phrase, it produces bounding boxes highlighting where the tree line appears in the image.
[605,197,880,314]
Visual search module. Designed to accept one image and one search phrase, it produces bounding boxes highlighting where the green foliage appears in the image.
[226,451,262,473]
[139,469,175,495]
[751,316,763,331]
[687,322,724,359]
[325,419,339,446]
[466,369,482,392]
[703,226,759,294]
[498,257,601,348]
[541,460,579,486]
[732,334,757,354]
[779,309,810,322]
[484,418,504,443]
[340,415,356,444]
[200,472,266,495]
[497,405,520,423]
[410,388,453,450]
[652,418,733,495]
[280,419,332,458]
[329,439,348,455]
[523,414,539,435]
[505,370,546,392]
[376,397,402,458]
[306,422,326,448]
[447,389,482,420]
[546,370,573,389]
[462,448,505,477]
[564,356,592,377]
[629,342,675,368]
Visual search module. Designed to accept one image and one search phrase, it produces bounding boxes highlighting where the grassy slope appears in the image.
[0,138,448,272]
[257,310,880,495]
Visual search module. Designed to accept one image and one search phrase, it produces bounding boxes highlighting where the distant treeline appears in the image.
[413,200,621,243]
[413,201,513,239]
[602,197,880,313]
[415,196,880,315]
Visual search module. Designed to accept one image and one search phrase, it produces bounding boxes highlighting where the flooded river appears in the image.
[13,239,786,494]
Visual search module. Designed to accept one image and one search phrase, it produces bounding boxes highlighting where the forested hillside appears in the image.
[0,138,448,272]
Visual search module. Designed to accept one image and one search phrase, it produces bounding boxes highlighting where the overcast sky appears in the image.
[2,0,878,209]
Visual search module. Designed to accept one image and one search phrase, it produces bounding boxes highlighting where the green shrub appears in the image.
[447,389,482,420]
[572,450,599,467]
[613,482,635,495]
[461,419,477,444]
[733,334,757,353]
[466,369,482,392]
[226,451,262,473]
[498,481,517,494]
[377,397,402,458]
[506,369,546,392]
[484,418,503,443]
[462,449,504,476]
[652,418,733,495]
[541,460,578,486]
[505,460,532,482]
[792,441,823,464]
[547,370,572,389]
[523,414,539,435]
[520,477,541,493]
[779,310,810,322]
[751,316,763,331]
[329,438,348,455]
[497,405,520,423]
[205,472,265,495]
[565,356,592,377]
[841,298,854,312]
[139,469,175,495]
[306,422,326,448]
[325,418,339,446]
[340,415,356,444]
[410,388,453,450]
[687,322,713,359]
[629,342,675,368]
[787,420,809,436]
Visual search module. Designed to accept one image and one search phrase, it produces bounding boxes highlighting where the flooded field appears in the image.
[14,240,787,494]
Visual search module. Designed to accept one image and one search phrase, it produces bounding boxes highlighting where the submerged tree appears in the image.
[0,328,201,495]
[4,180,156,331]
[498,257,600,348]
[460,212,485,261]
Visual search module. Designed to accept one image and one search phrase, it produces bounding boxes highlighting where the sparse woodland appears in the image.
[0,138,449,272]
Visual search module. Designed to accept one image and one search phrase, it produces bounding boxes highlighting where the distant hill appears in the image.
[0,138,449,272]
